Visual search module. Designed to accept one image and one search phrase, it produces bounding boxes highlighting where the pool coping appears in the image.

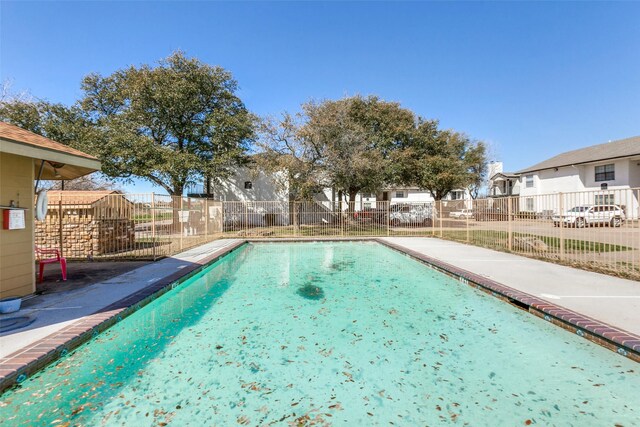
[374,238,640,363]
[0,237,637,394]
[0,240,247,394]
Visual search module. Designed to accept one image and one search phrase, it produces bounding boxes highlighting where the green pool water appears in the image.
[0,242,638,426]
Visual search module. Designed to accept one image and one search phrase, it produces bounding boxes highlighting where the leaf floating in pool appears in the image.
[297,285,325,300]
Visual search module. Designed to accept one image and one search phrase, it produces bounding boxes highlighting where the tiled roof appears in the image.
[0,121,98,160]
[518,136,640,173]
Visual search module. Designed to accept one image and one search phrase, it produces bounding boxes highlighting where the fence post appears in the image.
[438,200,443,238]
[507,196,513,251]
[204,198,209,240]
[245,201,249,236]
[293,202,297,238]
[151,192,156,260]
[58,198,63,257]
[386,201,390,237]
[221,200,225,236]
[431,202,436,236]
[466,200,470,243]
[559,192,564,260]
[180,197,184,251]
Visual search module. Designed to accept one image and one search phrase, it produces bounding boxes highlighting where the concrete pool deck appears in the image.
[0,239,243,359]
[1,236,638,392]
[379,237,640,337]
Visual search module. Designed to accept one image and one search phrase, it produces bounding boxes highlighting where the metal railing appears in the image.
[35,193,223,260]
[34,188,640,279]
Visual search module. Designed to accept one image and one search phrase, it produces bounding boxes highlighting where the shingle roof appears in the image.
[47,190,126,206]
[491,172,519,179]
[518,135,640,174]
[0,121,98,160]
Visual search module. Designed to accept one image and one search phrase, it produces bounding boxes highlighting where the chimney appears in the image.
[488,161,503,178]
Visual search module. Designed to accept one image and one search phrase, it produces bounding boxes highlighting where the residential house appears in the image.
[517,136,640,216]
[488,161,520,198]
[195,164,336,227]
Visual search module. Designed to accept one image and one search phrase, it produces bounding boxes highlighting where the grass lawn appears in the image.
[442,230,632,252]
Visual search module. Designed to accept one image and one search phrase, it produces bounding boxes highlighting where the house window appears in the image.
[595,164,615,182]
[525,198,534,211]
[395,191,406,198]
[525,175,534,188]
[595,194,615,205]
[244,181,253,189]
[450,190,464,200]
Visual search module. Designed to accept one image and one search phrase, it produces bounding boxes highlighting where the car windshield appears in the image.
[568,206,589,212]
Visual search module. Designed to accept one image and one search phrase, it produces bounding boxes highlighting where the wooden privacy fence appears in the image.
[35,188,640,279]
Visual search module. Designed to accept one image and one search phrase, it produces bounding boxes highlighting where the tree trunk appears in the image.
[348,189,358,216]
[289,196,300,230]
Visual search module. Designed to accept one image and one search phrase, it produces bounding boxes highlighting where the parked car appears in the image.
[449,209,474,219]
[552,204,626,228]
[353,207,386,222]
[389,204,436,227]
[474,207,509,221]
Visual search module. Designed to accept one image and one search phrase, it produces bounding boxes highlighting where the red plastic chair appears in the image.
[35,246,67,283]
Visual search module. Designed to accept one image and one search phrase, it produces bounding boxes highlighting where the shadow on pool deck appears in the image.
[35,260,150,296]
[0,261,151,339]
[0,237,245,361]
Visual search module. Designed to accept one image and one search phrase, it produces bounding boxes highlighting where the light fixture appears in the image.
[48,161,66,178]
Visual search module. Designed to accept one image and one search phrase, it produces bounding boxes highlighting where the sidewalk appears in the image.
[380,237,640,336]
[0,239,243,359]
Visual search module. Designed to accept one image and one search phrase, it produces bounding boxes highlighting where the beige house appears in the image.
[0,122,101,298]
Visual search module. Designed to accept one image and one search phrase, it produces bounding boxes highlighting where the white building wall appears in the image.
[584,160,630,190]
[627,160,640,189]
[210,167,289,202]
[516,160,640,218]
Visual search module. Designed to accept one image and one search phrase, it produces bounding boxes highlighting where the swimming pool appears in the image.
[0,241,637,425]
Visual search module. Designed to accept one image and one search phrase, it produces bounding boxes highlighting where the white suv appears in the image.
[553,205,626,228]
[389,204,436,226]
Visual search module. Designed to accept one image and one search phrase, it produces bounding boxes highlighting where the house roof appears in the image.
[0,121,101,179]
[490,172,519,180]
[47,190,128,207]
[518,135,640,174]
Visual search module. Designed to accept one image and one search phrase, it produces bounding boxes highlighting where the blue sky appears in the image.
[1,1,639,194]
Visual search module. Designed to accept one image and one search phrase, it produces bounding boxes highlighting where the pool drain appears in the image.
[296,284,325,300]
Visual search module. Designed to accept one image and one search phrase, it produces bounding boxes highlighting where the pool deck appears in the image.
[379,237,640,337]
[0,239,243,359]
[1,236,639,392]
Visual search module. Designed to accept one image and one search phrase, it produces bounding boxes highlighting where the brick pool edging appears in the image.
[0,240,248,395]
[375,238,640,363]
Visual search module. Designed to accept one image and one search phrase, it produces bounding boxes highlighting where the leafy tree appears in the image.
[0,99,115,190]
[300,95,415,206]
[80,51,254,195]
[0,99,98,151]
[395,122,487,200]
[465,143,488,199]
[255,113,325,202]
